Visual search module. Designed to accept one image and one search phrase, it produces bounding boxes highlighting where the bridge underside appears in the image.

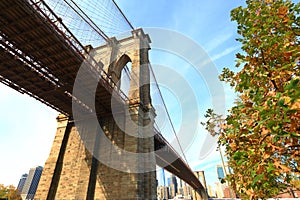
[0,0,121,116]
[0,0,207,199]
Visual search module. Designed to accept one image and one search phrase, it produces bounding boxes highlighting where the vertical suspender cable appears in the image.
[112,0,134,30]
[62,0,109,40]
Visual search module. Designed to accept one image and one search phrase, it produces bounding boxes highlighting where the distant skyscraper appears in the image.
[167,175,178,198]
[17,174,28,194]
[216,164,225,180]
[215,182,225,198]
[179,178,183,188]
[207,185,216,197]
[21,166,43,200]
[182,183,192,198]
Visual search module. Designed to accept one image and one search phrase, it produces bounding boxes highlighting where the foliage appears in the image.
[202,0,300,199]
[291,179,300,189]
[0,184,21,200]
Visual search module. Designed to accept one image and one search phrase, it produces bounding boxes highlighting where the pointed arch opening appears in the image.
[119,62,132,96]
[109,54,132,96]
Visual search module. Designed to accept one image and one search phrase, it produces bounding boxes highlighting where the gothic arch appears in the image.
[108,54,132,90]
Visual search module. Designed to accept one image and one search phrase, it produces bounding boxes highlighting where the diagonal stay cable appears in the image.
[149,64,191,168]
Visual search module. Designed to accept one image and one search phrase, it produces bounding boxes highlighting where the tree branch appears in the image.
[260,48,279,91]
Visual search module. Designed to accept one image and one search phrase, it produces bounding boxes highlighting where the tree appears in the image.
[0,184,22,200]
[202,0,300,199]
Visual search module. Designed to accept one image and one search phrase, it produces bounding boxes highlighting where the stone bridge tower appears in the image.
[35,29,157,200]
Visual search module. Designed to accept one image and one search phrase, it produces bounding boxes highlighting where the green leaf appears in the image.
[233,151,243,161]
[267,164,276,173]
[253,174,264,186]
[278,99,285,107]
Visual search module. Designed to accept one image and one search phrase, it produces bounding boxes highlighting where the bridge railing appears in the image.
[29,0,85,59]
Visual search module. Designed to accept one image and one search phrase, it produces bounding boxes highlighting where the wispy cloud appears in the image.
[211,45,240,61]
[205,32,233,52]
[194,158,220,171]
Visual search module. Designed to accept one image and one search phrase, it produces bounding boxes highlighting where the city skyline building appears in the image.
[159,173,194,199]
[16,173,28,194]
[215,181,225,198]
[215,163,236,198]
[158,171,211,199]
[216,164,225,180]
[21,166,43,200]
[207,185,215,198]
[157,185,169,200]
[167,174,178,198]
[182,183,192,199]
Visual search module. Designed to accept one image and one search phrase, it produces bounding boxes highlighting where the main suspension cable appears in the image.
[149,64,190,168]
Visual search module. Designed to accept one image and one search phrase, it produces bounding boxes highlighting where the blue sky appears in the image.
[0,0,245,188]
[115,0,244,187]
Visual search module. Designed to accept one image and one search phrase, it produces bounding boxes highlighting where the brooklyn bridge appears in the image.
[0,0,208,199]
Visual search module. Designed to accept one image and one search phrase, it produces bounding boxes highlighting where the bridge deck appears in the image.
[155,132,206,192]
[0,0,206,196]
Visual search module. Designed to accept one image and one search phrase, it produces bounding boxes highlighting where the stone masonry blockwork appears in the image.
[35,29,157,200]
